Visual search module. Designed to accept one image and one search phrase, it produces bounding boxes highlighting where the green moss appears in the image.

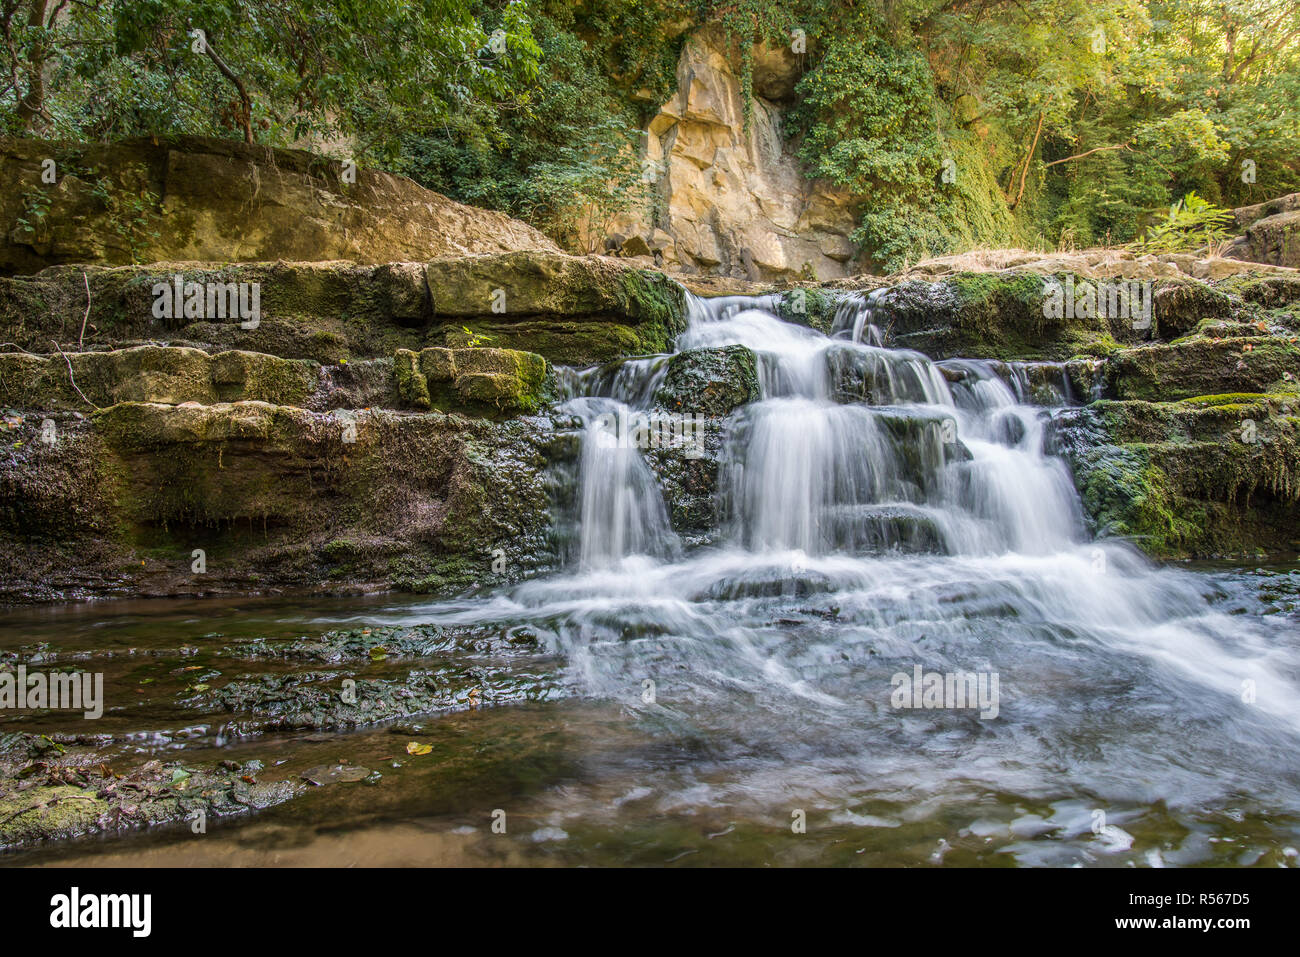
[439,320,647,366]
[777,287,839,334]
[1180,392,1273,408]
[393,348,431,409]
[656,345,760,416]
[396,346,547,417]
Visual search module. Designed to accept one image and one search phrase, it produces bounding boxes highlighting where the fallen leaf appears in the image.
[406,741,433,755]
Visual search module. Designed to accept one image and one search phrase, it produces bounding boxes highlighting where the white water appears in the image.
[540,293,1299,728]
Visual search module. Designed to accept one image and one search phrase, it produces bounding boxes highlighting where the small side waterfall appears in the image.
[555,352,679,570]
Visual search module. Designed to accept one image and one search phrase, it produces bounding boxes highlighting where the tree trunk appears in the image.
[1007,109,1045,210]
[15,0,52,133]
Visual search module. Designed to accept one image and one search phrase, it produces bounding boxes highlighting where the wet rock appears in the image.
[200,665,566,732]
[654,345,760,416]
[1108,337,1300,401]
[1049,397,1300,557]
[871,273,1118,361]
[0,733,299,850]
[301,765,369,786]
[225,624,541,664]
[0,402,559,601]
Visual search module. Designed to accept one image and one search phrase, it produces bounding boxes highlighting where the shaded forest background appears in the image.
[3,0,1298,270]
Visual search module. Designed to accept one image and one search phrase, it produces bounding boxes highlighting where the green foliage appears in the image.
[3,0,543,165]
[1128,191,1235,252]
[388,1,686,249]
[84,165,163,264]
[12,188,51,243]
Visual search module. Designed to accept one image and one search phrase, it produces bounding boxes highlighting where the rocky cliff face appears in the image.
[609,27,860,283]
[1,137,560,275]
[1226,193,1300,269]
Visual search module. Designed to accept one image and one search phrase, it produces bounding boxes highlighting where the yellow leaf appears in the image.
[406,742,432,755]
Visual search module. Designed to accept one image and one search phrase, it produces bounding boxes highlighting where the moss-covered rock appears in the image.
[0,400,561,601]
[1149,277,1237,338]
[776,287,841,334]
[393,346,547,416]
[1108,337,1300,401]
[0,733,298,849]
[873,272,1122,360]
[0,254,687,367]
[1050,396,1300,557]
[0,345,317,410]
[655,345,760,416]
[855,272,1270,361]
[423,252,688,364]
[0,135,558,276]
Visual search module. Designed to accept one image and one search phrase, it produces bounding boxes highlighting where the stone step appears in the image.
[0,252,687,367]
[0,344,550,418]
[0,399,564,603]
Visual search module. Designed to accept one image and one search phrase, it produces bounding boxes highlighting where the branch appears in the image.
[200,32,253,144]
[1007,108,1045,210]
[50,340,99,410]
[1042,143,1129,167]
[78,270,90,348]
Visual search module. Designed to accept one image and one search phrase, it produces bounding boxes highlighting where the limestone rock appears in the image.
[0,137,559,276]
[609,26,860,282]
[0,400,559,601]
[0,253,688,367]
[1225,206,1300,269]
[0,345,317,410]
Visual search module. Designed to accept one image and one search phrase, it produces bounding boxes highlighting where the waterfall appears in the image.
[552,292,1107,564]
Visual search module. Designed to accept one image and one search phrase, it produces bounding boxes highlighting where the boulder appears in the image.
[655,345,761,416]
[394,346,548,416]
[1225,208,1300,269]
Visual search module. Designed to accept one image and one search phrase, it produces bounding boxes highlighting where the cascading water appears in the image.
[385,287,1300,865]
